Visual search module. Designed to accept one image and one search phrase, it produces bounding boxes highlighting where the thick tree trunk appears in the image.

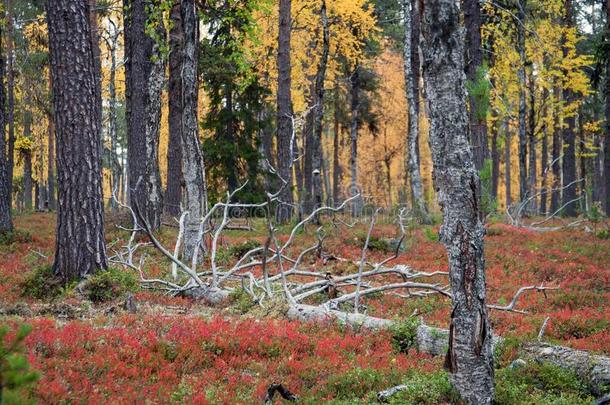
[463,0,488,171]
[578,107,587,211]
[403,0,429,221]
[181,0,207,262]
[527,71,537,214]
[124,0,164,230]
[517,0,528,206]
[6,0,15,213]
[166,1,184,217]
[421,1,494,403]
[23,112,33,211]
[47,0,107,280]
[0,20,12,234]
[349,65,363,215]
[310,0,329,219]
[89,0,102,133]
[276,0,294,223]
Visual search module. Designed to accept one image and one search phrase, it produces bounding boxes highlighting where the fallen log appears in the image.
[523,343,610,396]
[287,304,610,394]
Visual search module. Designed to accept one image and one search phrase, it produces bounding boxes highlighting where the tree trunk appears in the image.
[124,0,164,230]
[47,112,56,210]
[592,131,601,205]
[47,0,108,281]
[89,0,102,134]
[276,0,294,223]
[106,21,121,209]
[181,0,207,262]
[6,0,15,213]
[504,120,512,209]
[527,70,537,214]
[349,65,362,216]
[540,95,549,215]
[491,121,499,202]
[166,1,184,217]
[310,0,329,219]
[0,19,12,234]
[578,106,587,211]
[605,0,610,215]
[463,0,488,171]
[421,1,494,403]
[517,0,528,207]
[561,0,578,217]
[403,0,429,221]
[551,87,562,213]
[332,85,341,204]
[23,112,33,211]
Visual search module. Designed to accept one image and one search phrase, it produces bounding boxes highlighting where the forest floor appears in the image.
[0,212,609,404]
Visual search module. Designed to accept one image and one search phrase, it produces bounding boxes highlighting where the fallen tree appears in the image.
[287,304,610,395]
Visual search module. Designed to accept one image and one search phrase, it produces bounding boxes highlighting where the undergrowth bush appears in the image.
[0,230,32,246]
[390,317,420,354]
[20,266,65,300]
[387,371,460,405]
[82,267,139,303]
[227,240,260,258]
[0,323,40,404]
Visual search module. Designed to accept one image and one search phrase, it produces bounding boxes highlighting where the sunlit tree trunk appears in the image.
[276,0,294,223]
[421,1,494,402]
[540,89,549,215]
[47,77,56,211]
[551,86,562,213]
[23,112,33,211]
[527,70,537,214]
[332,84,341,204]
[47,0,107,280]
[181,0,207,262]
[504,121,512,209]
[349,64,362,215]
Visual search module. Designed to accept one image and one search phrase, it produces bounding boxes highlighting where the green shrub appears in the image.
[423,226,439,243]
[495,361,594,405]
[596,229,609,240]
[0,324,41,404]
[229,288,256,313]
[321,368,399,400]
[20,266,65,300]
[390,317,420,354]
[366,236,392,253]
[227,240,260,258]
[83,267,139,303]
[0,230,32,246]
[387,371,460,405]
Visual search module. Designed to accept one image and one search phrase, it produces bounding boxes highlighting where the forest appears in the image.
[0,0,609,403]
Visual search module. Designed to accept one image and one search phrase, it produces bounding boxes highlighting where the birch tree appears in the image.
[421,0,494,403]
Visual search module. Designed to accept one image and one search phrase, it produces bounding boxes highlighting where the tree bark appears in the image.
[180,0,207,262]
[106,20,121,209]
[23,112,33,211]
[540,93,549,215]
[403,0,429,221]
[0,18,12,234]
[124,0,164,230]
[504,120,512,208]
[527,70,537,214]
[421,1,494,403]
[310,0,329,219]
[463,0,488,171]
[551,87,562,213]
[561,8,578,217]
[89,0,103,135]
[605,0,610,215]
[276,0,294,223]
[349,65,362,215]
[491,121,499,202]
[47,0,108,280]
[166,1,184,217]
[517,0,528,207]
[47,74,57,211]
[332,84,341,204]
[6,0,15,213]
